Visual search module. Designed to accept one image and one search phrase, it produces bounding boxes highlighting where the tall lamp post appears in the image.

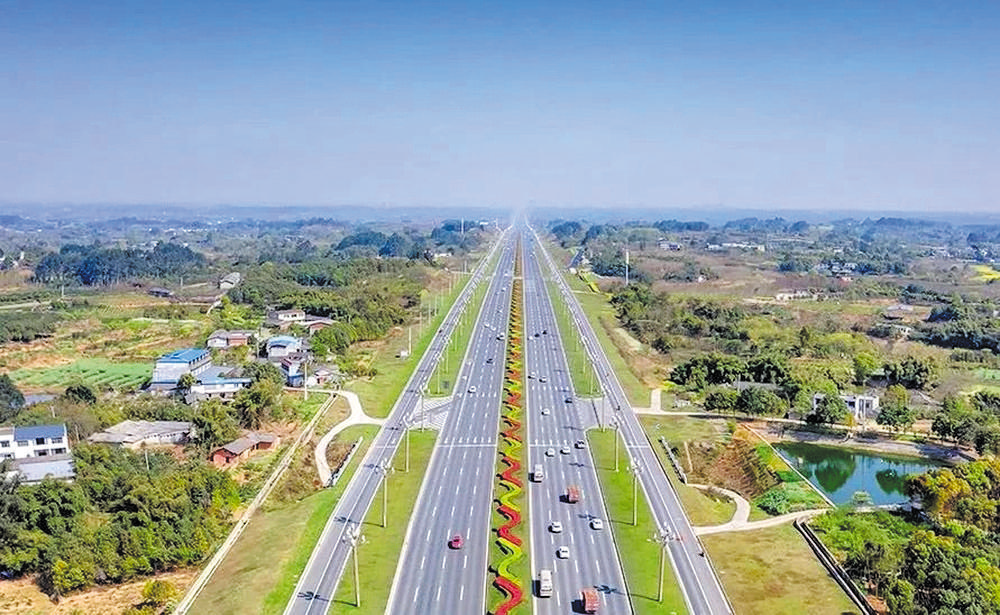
[343,523,366,607]
[650,528,671,602]
[376,460,394,528]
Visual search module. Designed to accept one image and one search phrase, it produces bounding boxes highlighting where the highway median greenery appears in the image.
[331,429,438,614]
[489,250,528,615]
[587,428,688,615]
[545,278,601,397]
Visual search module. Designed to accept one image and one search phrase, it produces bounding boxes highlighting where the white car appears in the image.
[545,448,555,457]
[556,546,569,559]
[541,408,551,416]
[560,446,571,455]
[539,376,547,383]
[468,386,477,394]
[590,518,604,530]
[549,521,563,533]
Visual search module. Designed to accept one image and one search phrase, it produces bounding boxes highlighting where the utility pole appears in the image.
[404,420,411,472]
[614,420,620,472]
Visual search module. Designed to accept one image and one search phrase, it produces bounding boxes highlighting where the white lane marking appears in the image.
[460,585,465,601]
[441,555,447,570]
[436,585,442,601]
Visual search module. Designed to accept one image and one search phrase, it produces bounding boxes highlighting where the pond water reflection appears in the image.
[774,441,942,506]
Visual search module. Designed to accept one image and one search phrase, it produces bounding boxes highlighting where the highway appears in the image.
[522,237,632,615]
[284,228,510,615]
[529,227,734,615]
[385,235,517,614]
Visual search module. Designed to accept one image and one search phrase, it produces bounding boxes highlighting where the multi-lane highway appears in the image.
[522,237,632,614]
[284,228,510,615]
[385,236,517,614]
[530,226,733,615]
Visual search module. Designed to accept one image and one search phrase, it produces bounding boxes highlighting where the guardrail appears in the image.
[328,437,363,487]
[658,437,688,484]
[794,517,876,615]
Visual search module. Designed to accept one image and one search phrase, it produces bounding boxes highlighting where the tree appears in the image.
[737,387,785,417]
[704,387,739,414]
[241,361,285,386]
[0,374,25,422]
[808,394,849,424]
[176,372,196,391]
[853,352,878,386]
[193,400,239,449]
[884,355,939,390]
[877,403,916,433]
[62,383,97,405]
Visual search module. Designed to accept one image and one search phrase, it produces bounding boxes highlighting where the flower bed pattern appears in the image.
[491,249,526,615]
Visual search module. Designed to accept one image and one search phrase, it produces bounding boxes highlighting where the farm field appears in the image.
[9,358,150,392]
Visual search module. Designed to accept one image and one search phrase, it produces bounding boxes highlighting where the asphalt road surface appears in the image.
[529,226,734,615]
[284,229,510,615]
[522,237,632,615]
[385,236,518,615]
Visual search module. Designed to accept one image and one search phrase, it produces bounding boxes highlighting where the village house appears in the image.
[188,366,252,400]
[88,420,196,449]
[152,348,211,388]
[211,432,279,467]
[812,393,880,423]
[207,329,254,349]
[267,335,303,359]
[0,424,74,483]
[219,272,242,290]
[265,308,306,328]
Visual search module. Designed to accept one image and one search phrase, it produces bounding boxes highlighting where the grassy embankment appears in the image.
[190,419,380,615]
[330,430,438,613]
[351,247,498,415]
[545,278,601,397]
[588,429,687,615]
[702,524,861,615]
[641,415,737,526]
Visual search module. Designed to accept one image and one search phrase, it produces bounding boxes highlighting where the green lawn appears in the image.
[588,429,688,615]
[9,358,150,391]
[189,424,380,615]
[427,274,491,396]
[331,430,438,613]
[702,523,861,615]
[546,279,601,397]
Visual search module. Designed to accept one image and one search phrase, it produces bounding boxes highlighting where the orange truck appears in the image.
[566,484,580,504]
[581,588,600,613]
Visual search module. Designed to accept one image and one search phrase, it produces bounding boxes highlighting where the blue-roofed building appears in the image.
[0,424,70,460]
[152,348,211,385]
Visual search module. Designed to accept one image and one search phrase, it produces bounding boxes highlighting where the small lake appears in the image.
[774,441,943,506]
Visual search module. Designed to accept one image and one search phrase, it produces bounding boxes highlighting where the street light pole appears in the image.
[614,421,620,472]
[652,529,670,602]
[404,420,411,472]
[630,465,641,526]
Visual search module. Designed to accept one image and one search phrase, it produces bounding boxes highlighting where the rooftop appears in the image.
[158,348,209,363]
[13,454,75,482]
[196,365,251,385]
[88,420,193,445]
[267,336,300,347]
[220,432,277,456]
[14,424,66,441]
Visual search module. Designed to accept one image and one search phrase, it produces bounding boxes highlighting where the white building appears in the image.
[189,366,251,400]
[0,424,70,460]
[812,393,880,422]
[152,348,211,385]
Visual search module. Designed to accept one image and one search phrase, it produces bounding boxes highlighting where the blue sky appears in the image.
[1,0,998,212]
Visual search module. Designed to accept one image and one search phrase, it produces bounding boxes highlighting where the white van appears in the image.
[538,569,553,598]
[532,464,544,482]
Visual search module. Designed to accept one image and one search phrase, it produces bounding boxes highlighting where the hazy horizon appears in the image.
[3,1,999,212]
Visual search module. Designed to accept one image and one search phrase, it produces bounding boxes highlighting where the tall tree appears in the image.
[0,374,25,422]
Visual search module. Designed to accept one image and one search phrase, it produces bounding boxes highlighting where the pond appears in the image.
[774,441,943,506]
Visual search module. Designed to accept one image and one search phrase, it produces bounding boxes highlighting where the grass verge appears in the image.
[545,279,601,397]
[588,429,687,615]
[701,523,861,615]
[189,423,380,615]
[331,430,438,613]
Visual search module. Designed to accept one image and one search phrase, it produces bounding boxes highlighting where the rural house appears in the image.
[211,432,279,467]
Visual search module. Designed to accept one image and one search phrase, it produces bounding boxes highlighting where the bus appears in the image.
[538,569,553,598]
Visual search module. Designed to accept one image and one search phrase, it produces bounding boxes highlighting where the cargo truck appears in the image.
[581,587,599,613]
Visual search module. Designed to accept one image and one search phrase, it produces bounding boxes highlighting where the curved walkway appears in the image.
[686,482,827,535]
[311,389,385,485]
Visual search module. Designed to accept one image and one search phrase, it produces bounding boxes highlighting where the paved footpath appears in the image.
[308,389,386,485]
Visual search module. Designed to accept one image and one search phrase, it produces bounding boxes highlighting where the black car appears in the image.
[486,357,494,364]
[564,396,573,403]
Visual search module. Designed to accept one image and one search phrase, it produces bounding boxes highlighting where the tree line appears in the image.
[33,243,206,286]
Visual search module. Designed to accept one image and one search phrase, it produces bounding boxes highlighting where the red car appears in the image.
[449,534,464,549]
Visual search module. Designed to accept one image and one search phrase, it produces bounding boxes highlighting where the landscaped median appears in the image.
[489,250,528,615]
[587,428,688,615]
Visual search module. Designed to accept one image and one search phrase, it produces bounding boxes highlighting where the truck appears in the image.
[565,484,580,504]
[581,588,599,613]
